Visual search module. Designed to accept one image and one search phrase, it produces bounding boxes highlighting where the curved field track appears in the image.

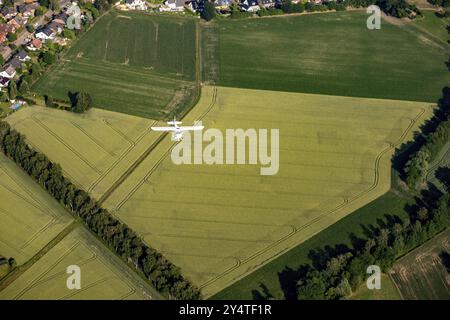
[103,85,433,297]
[0,227,158,300]
[6,106,162,200]
[0,153,73,264]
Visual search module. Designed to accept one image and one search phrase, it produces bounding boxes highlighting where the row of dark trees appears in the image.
[296,193,450,299]
[45,92,93,113]
[223,0,420,21]
[403,90,450,189]
[0,121,201,299]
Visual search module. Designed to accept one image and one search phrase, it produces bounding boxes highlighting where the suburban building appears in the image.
[36,27,56,41]
[186,0,205,12]
[16,50,31,62]
[26,38,42,51]
[0,65,16,78]
[215,0,232,10]
[258,0,276,7]
[18,2,39,18]
[0,45,11,61]
[0,6,17,21]
[161,0,186,11]
[0,75,10,88]
[241,0,260,11]
[125,0,148,10]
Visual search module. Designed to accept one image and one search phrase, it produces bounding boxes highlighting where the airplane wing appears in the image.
[179,126,204,131]
[151,127,177,132]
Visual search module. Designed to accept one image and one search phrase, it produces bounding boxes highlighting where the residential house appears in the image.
[16,50,30,62]
[161,0,186,11]
[7,18,21,32]
[0,31,7,44]
[0,76,10,89]
[26,38,42,51]
[125,0,148,10]
[0,65,16,78]
[7,56,23,70]
[0,7,17,21]
[241,0,260,11]
[54,12,68,25]
[186,0,205,12]
[215,0,232,10]
[18,2,39,18]
[12,15,28,28]
[48,21,64,34]
[258,0,276,8]
[36,27,56,41]
[0,45,12,61]
[0,24,15,36]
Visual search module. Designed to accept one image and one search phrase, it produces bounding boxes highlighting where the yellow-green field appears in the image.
[104,86,433,297]
[0,152,73,265]
[6,106,161,200]
[0,227,156,300]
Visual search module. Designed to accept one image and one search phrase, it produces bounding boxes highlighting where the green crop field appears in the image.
[389,228,450,300]
[217,11,450,102]
[0,152,73,265]
[103,85,432,297]
[0,227,157,300]
[6,106,162,200]
[32,11,198,119]
[350,274,401,300]
[413,11,450,45]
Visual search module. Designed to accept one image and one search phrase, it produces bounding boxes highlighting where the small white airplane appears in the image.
[151,117,204,141]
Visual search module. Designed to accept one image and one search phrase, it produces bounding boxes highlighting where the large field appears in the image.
[32,11,198,119]
[0,152,73,265]
[389,229,450,300]
[217,11,450,102]
[6,106,162,200]
[0,227,157,300]
[103,85,432,297]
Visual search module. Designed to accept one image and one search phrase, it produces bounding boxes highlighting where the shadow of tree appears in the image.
[436,167,450,191]
[251,282,274,300]
[439,251,450,274]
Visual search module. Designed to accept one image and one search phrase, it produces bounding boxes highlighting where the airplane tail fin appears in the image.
[168,117,182,125]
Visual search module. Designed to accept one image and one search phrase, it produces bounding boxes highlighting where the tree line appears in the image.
[403,90,450,190]
[210,0,420,21]
[296,192,449,299]
[45,92,93,113]
[0,121,201,299]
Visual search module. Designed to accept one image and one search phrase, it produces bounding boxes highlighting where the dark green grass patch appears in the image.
[218,11,450,102]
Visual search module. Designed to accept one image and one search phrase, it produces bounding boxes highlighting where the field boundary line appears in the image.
[112,87,217,211]
[98,22,203,205]
[30,114,102,175]
[0,221,78,294]
[0,166,61,250]
[88,120,158,193]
